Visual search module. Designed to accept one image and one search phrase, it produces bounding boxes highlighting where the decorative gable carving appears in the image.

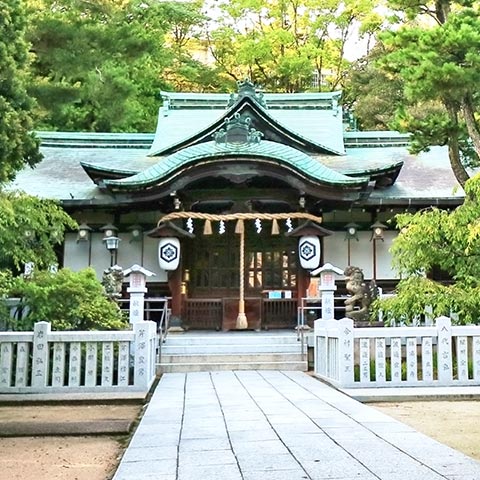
[213,113,263,147]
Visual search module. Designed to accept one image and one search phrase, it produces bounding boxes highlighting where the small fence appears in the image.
[314,316,480,388]
[0,321,157,396]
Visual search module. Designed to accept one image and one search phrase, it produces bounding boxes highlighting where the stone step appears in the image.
[160,353,305,364]
[164,333,300,346]
[157,360,307,373]
[158,330,308,373]
[161,344,303,355]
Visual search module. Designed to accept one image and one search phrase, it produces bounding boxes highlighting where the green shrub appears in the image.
[0,270,16,325]
[372,276,480,326]
[2,268,127,331]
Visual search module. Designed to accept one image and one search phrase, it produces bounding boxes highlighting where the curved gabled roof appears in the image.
[149,94,344,157]
[103,140,368,193]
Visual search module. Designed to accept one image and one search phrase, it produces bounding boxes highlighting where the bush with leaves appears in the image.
[374,173,480,325]
[2,268,128,331]
[372,277,480,326]
[0,270,16,326]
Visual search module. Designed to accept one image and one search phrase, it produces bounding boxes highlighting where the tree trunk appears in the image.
[435,0,450,24]
[447,137,469,188]
[461,94,480,157]
[445,101,470,188]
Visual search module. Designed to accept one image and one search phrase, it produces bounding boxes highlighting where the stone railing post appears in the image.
[133,321,157,390]
[32,321,51,388]
[337,318,355,387]
[314,319,326,376]
[436,316,452,385]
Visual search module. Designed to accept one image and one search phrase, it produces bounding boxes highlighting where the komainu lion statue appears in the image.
[102,265,124,302]
[344,266,378,323]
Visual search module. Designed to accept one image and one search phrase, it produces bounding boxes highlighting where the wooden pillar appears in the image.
[297,267,310,301]
[168,267,183,323]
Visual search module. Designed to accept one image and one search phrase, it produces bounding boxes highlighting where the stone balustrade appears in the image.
[0,321,157,396]
[314,316,480,388]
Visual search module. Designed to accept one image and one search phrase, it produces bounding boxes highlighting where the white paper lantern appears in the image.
[158,237,181,271]
[298,235,321,270]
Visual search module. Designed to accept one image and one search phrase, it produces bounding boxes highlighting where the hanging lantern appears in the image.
[298,235,321,270]
[158,237,181,271]
[285,221,331,271]
[146,221,193,271]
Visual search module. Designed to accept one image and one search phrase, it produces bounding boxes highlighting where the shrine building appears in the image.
[11,81,463,330]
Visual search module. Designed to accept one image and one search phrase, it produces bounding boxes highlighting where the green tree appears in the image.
[156,1,234,92]
[379,1,480,186]
[375,174,480,325]
[26,0,163,132]
[0,0,42,184]
[343,43,404,130]
[207,0,377,92]
[1,268,127,331]
[0,191,77,271]
[26,0,223,132]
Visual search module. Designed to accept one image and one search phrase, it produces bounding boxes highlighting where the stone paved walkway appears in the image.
[113,371,480,480]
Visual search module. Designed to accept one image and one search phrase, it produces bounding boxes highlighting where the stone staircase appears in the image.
[157,331,308,373]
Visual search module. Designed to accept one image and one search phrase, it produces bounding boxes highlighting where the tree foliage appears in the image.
[378,1,480,186]
[206,0,378,92]
[375,174,480,325]
[158,0,234,91]
[26,0,228,132]
[27,0,163,132]
[1,268,127,331]
[343,43,404,130]
[0,190,77,271]
[0,0,42,184]
[374,276,480,326]
[0,192,125,332]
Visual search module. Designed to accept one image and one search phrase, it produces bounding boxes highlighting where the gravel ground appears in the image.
[0,403,142,480]
[371,400,480,461]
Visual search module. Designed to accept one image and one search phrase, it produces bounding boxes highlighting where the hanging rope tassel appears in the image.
[235,219,244,234]
[203,219,213,235]
[271,218,279,235]
[236,221,248,329]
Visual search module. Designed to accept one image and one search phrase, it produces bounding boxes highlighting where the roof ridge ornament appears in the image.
[227,78,267,108]
[213,113,263,147]
[238,78,257,97]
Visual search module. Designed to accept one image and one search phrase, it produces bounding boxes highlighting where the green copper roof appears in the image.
[150,93,345,157]
[9,139,464,208]
[104,140,368,192]
[159,88,341,108]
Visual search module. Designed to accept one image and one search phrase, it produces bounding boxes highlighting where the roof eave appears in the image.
[80,161,140,184]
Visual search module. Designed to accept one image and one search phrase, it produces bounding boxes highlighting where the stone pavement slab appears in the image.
[113,371,480,480]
